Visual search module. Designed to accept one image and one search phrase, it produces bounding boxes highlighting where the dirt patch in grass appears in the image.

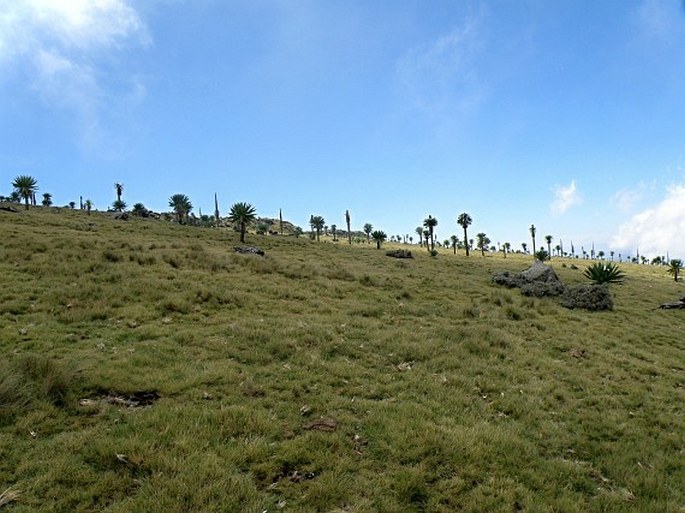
[80,390,160,409]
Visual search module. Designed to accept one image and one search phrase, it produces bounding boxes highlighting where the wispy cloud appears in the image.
[550,180,581,215]
[611,184,685,257]
[610,184,648,214]
[633,0,685,46]
[0,0,149,150]
[395,10,487,120]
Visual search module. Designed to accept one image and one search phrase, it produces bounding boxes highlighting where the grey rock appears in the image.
[385,249,413,259]
[234,245,265,256]
[659,295,685,309]
[561,284,613,311]
[659,301,685,309]
[492,261,565,297]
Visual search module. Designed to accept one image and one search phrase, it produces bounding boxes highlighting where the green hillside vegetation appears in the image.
[1,208,683,512]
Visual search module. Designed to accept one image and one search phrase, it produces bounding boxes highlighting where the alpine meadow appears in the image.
[0,205,683,513]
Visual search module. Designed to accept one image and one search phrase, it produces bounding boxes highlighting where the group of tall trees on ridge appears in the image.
[11,175,38,210]
[5,175,684,275]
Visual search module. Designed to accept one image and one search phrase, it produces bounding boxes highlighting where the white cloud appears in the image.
[611,185,685,258]
[550,180,582,215]
[0,0,149,149]
[0,0,148,61]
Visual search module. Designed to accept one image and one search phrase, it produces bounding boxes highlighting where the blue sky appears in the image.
[2,0,685,258]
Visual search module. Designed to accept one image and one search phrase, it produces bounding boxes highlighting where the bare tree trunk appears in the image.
[346,210,351,244]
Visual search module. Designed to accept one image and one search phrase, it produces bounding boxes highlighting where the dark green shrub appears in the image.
[534,249,549,262]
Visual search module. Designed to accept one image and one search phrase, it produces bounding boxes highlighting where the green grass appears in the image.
[1,207,683,512]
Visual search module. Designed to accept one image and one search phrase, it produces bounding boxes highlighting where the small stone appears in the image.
[304,417,337,432]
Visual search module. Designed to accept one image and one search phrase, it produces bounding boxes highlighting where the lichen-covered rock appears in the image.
[385,249,413,259]
[659,294,685,309]
[520,281,566,298]
[234,246,265,256]
[561,284,613,311]
[520,260,560,283]
[491,270,521,288]
[492,261,565,297]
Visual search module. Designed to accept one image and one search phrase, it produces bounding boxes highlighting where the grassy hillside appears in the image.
[1,207,683,513]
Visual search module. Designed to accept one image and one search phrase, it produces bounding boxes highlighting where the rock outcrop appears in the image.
[492,261,565,297]
[493,261,615,310]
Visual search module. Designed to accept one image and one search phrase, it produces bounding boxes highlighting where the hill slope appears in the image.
[1,208,683,512]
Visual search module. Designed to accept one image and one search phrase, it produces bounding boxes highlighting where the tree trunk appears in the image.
[346,210,351,244]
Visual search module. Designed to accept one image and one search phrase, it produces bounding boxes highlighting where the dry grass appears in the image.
[0,206,683,512]
[0,488,19,508]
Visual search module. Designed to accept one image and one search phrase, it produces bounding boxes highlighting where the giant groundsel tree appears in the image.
[228,202,257,243]
[169,194,193,223]
[310,216,325,242]
[457,212,472,256]
[423,215,438,251]
[12,175,38,210]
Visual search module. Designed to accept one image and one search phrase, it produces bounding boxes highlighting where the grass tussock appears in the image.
[0,208,683,512]
[0,354,78,424]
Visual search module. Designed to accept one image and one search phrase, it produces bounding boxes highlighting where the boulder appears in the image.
[659,295,685,309]
[492,261,565,297]
[234,245,265,256]
[561,284,613,311]
[385,249,413,259]
[659,301,685,309]
[520,260,560,283]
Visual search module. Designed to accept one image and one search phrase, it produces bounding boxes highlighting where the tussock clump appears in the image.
[561,284,613,311]
[102,250,122,263]
[327,266,356,282]
[0,354,77,423]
